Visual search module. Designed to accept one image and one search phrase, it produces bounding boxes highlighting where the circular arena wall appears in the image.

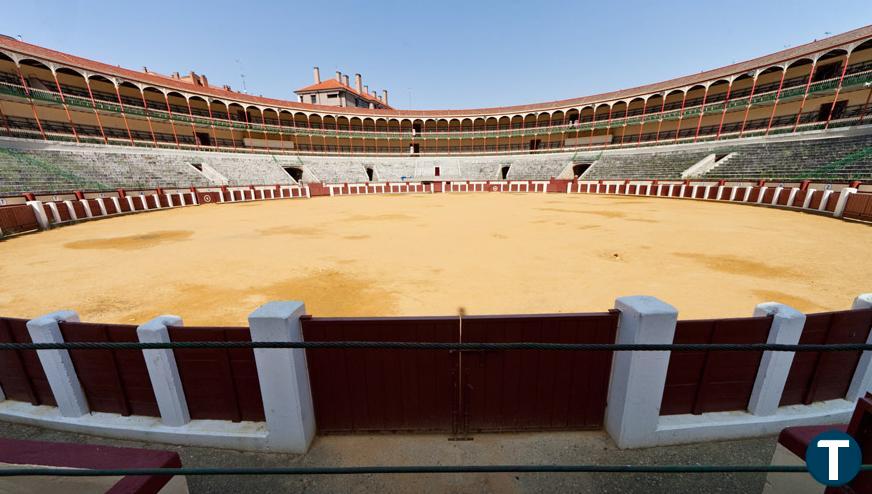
[1,192,869,325]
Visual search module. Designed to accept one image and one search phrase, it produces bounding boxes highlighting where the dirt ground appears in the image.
[0,193,869,325]
[0,421,778,493]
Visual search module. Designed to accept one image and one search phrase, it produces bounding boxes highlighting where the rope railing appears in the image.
[2,341,872,351]
[2,464,872,477]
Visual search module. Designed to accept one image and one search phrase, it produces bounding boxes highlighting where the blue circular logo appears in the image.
[805,430,862,486]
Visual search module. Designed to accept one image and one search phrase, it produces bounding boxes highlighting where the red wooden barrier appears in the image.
[844,193,872,222]
[71,201,86,218]
[58,321,159,416]
[303,316,459,434]
[195,191,221,204]
[86,198,102,216]
[0,317,55,406]
[824,192,840,212]
[102,198,118,215]
[0,205,39,236]
[167,326,264,422]
[747,187,762,203]
[781,308,872,406]
[461,312,618,432]
[661,315,772,415]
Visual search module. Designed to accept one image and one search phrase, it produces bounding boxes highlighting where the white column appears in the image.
[716,186,724,200]
[846,294,872,402]
[79,199,93,218]
[786,188,798,208]
[818,189,833,211]
[802,190,815,209]
[757,186,767,204]
[771,187,782,205]
[833,187,857,217]
[137,315,190,426]
[747,303,806,416]
[95,198,108,216]
[63,200,78,220]
[26,311,89,417]
[26,201,49,230]
[248,301,315,453]
[605,296,679,449]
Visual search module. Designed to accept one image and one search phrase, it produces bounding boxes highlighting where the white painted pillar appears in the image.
[747,303,806,416]
[802,190,815,209]
[26,311,89,417]
[248,301,315,453]
[137,315,190,427]
[305,186,311,199]
[716,186,724,201]
[771,187,782,205]
[786,188,798,208]
[818,190,833,212]
[729,187,738,201]
[95,198,108,216]
[743,186,752,202]
[846,294,872,402]
[126,196,136,211]
[46,202,62,223]
[757,186,767,204]
[79,199,93,218]
[833,187,857,217]
[605,296,679,449]
[26,201,49,230]
[151,194,161,208]
[63,200,78,220]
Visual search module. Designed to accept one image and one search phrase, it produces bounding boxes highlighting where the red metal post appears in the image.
[673,90,689,143]
[715,79,734,139]
[83,77,108,144]
[50,71,80,143]
[635,98,649,146]
[739,73,760,137]
[692,85,710,142]
[162,93,181,148]
[138,88,158,145]
[203,100,222,151]
[654,94,667,143]
[791,61,819,133]
[112,84,135,145]
[15,64,46,140]
[764,68,787,136]
[824,53,852,129]
[185,97,200,150]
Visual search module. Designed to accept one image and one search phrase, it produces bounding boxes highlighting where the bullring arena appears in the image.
[0,191,870,325]
[0,22,871,493]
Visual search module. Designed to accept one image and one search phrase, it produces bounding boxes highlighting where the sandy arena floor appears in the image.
[0,193,869,325]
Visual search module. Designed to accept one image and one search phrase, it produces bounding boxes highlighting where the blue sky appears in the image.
[2,1,870,109]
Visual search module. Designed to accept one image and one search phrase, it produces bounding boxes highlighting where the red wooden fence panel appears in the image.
[303,316,459,434]
[661,316,772,415]
[0,317,55,406]
[102,198,118,215]
[461,312,618,432]
[843,193,872,222]
[167,326,264,422]
[59,321,159,417]
[781,309,872,406]
[0,205,39,236]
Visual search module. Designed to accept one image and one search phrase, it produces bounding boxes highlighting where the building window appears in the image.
[310,95,317,103]
[327,93,338,99]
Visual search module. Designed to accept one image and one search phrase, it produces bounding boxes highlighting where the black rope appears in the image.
[3,464,871,477]
[1,341,872,351]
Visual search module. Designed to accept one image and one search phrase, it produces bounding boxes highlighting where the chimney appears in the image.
[355,73,362,93]
[343,74,350,87]
[313,66,320,84]
[382,89,388,105]
[335,70,342,82]
[364,84,369,96]
[201,75,209,87]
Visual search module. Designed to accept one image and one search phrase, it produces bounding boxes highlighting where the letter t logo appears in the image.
[817,439,850,480]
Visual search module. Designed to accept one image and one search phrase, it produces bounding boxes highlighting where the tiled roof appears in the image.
[0,25,870,118]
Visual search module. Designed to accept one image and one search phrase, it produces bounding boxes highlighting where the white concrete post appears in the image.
[126,196,135,211]
[818,190,833,212]
[833,187,857,218]
[137,315,190,426]
[605,296,679,449]
[846,294,872,402]
[248,301,315,453]
[802,190,815,209]
[26,311,89,417]
[786,188,798,208]
[63,200,78,220]
[757,186,768,204]
[747,303,806,416]
[26,201,49,230]
[771,187,782,205]
[79,200,93,218]
[95,198,108,216]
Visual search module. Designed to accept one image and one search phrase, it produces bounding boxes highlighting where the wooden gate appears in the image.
[301,312,619,435]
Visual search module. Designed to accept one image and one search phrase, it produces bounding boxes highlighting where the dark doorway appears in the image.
[283,167,304,181]
[196,132,211,146]
[818,100,847,121]
[812,62,842,82]
[572,163,591,177]
[434,166,441,177]
[411,143,420,154]
[529,139,541,151]
[500,166,510,180]
[366,167,374,181]
[413,122,422,133]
